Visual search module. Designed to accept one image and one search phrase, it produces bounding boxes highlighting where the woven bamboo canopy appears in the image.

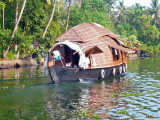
[56,23,138,54]
[56,23,116,42]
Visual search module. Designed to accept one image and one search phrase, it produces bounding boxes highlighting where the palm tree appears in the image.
[15,0,18,25]
[4,0,27,57]
[105,0,117,19]
[1,0,18,29]
[15,0,19,59]
[2,5,4,29]
[0,1,5,58]
[114,1,126,24]
[65,0,81,31]
[0,1,6,29]
[11,0,27,39]
[65,0,72,31]
[134,3,144,10]
[42,0,56,38]
[149,0,160,25]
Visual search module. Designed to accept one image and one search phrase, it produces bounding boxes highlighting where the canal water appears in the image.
[0,57,160,119]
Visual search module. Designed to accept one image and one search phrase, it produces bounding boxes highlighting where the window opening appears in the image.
[111,48,119,61]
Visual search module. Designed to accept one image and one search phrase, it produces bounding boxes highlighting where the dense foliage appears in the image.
[69,0,114,30]
[0,0,160,60]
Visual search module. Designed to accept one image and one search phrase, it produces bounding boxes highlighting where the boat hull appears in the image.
[48,64,126,83]
[47,51,127,83]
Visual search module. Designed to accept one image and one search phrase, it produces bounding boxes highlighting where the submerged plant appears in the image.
[120,92,139,97]
[127,101,135,105]
[146,114,155,118]
[94,114,101,120]
[139,105,144,108]
[152,83,159,87]
[113,92,118,96]
[74,109,101,119]
[148,91,155,94]
[118,109,129,115]
[131,114,137,118]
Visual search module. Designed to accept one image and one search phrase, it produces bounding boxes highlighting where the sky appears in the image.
[122,0,151,7]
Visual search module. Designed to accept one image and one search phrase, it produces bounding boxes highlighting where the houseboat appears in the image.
[47,23,139,83]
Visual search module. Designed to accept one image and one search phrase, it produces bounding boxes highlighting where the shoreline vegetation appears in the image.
[1,52,160,69]
[0,0,160,67]
[0,53,141,69]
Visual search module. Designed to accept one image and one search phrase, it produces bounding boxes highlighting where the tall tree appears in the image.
[15,0,19,58]
[105,0,117,19]
[65,0,72,31]
[0,1,6,29]
[65,0,81,31]
[1,1,5,58]
[11,0,27,39]
[149,0,160,25]
[125,3,144,24]
[15,0,18,25]
[42,0,56,38]
[2,4,4,29]
[114,1,126,24]
[4,0,27,57]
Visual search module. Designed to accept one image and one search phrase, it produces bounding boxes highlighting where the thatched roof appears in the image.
[80,36,135,54]
[55,23,138,54]
[56,23,117,42]
[56,22,141,46]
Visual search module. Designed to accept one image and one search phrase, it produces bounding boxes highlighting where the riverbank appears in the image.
[0,53,140,69]
[0,58,45,69]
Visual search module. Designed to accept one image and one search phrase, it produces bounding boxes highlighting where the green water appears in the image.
[1,57,160,119]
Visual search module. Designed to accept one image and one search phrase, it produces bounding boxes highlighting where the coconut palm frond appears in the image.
[149,0,160,25]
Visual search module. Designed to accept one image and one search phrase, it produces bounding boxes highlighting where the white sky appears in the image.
[121,0,151,7]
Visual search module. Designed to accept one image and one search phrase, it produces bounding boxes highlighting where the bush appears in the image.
[5,50,15,60]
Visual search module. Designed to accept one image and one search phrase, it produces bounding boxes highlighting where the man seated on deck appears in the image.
[52,50,64,67]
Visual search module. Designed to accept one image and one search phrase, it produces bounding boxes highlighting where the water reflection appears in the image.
[0,66,51,120]
[0,66,49,89]
[46,83,92,119]
[46,57,160,119]
[1,57,160,119]
[46,76,131,119]
[88,77,130,119]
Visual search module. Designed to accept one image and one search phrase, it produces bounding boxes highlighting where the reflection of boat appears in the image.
[47,23,138,83]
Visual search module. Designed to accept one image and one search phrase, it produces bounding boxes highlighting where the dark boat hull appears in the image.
[48,64,125,83]
[48,52,126,83]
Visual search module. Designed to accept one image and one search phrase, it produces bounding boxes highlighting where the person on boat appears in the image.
[52,50,64,67]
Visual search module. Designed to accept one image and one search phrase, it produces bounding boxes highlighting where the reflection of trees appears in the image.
[0,66,51,119]
[0,66,48,89]
[88,77,129,118]
[0,66,47,80]
[46,76,130,119]
[46,83,92,119]
[14,68,20,79]
[128,57,160,80]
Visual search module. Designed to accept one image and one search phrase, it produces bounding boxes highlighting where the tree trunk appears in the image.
[3,0,27,57]
[12,0,27,39]
[15,0,18,25]
[2,8,5,58]
[15,0,19,59]
[42,0,56,38]
[2,8,4,29]
[65,0,72,31]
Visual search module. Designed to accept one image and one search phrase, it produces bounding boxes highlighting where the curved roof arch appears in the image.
[56,23,118,42]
